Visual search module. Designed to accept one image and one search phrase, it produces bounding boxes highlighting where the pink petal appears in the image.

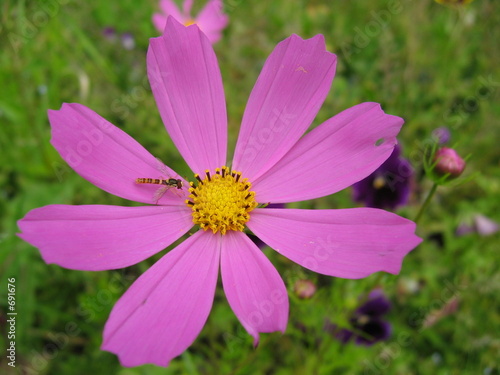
[159,0,183,21]
[195,0,228,44]
[152,14,167,33]
[49,103,187,205]
[17,204,193,271]
[252,103,404,203]
[182,0,194,16]
[232,34,337,181]
[153,0,188,33]
[102,230,220,367]
[247,208,421,279]
[220,232,288,346]
[148,17,227,176]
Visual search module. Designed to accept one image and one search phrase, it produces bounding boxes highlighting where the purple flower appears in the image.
[328,289,392,346]
[102,28,135,50]
[352,145,413,210]
[456,214,499,237]
[18,19,420,367]
[432,127,451,145]
[435,0,475,6]
[120,32,135,50]
[153,0,228,44]
[102,27,117,41]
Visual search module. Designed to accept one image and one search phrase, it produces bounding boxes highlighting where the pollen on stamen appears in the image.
[185,166,258,235]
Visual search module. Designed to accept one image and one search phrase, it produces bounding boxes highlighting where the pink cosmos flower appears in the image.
[18,18,421,367]
[153,0,228,43]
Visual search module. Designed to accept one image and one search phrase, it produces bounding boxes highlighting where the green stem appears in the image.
[414,182,438,224]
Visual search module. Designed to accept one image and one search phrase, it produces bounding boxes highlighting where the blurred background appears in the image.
[1,0,499,374]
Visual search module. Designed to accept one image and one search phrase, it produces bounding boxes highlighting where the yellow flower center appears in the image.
[372,176,386,190]
[184,19,196,26]
[186,166,258,235]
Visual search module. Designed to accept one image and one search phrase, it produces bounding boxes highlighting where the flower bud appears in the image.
[433,147,465,178]
[293,279,316,299]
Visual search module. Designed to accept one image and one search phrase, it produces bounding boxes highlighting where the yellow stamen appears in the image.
[357,315,370,325]
[373,176,386,190]
[186,166,258,235]
[184,19,196,26]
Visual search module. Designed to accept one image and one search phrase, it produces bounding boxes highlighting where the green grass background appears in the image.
[1,0,499,374]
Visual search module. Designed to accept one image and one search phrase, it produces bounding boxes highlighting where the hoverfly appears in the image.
[136,159,184,204]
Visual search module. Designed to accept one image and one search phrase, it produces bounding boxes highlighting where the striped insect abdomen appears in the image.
[135,178,168,185]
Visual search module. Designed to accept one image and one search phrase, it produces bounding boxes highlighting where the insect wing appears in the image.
[152,185,170,204]
[153,157,186,202]
[155,157,181,181]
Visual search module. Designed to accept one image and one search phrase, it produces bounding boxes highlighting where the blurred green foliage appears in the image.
[1,0,499,374]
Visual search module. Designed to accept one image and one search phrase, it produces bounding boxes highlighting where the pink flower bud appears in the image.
[293,279,316,299]
[434,147,465,178]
